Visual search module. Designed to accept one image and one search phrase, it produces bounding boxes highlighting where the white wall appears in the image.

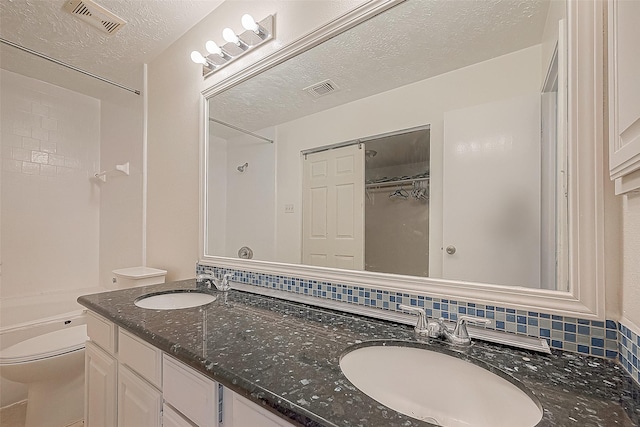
[147,0,366,281]
[0,70,100,297]
[98,70,145,288]
[623,193,640,328]
[224,132,276,261]
[207,134,228,256]
[273,45,542,273]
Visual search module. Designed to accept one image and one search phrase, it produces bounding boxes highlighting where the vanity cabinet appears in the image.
[84,310,296,427]
[608,0,640,194]
[85,311,162,427]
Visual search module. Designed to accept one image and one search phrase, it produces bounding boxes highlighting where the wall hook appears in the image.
[115,162,130,175]
[92,162,130,183]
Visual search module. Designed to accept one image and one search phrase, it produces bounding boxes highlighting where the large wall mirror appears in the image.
[200,0,606,318]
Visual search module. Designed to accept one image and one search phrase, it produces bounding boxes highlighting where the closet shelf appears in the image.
[365,175,429,189]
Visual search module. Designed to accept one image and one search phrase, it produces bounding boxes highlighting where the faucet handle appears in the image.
[220,273,233,290]
[452,315,492,342]
[399,304,429,335]
[196,273,216,288]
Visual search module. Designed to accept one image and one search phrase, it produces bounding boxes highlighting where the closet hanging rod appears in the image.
[0,38,141,95]
[209,118,273,144]
[365,176,430,189]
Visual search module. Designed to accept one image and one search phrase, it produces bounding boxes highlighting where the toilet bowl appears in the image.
[0,325,87,427]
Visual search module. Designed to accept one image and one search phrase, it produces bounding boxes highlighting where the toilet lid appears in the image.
[0,325,87,364]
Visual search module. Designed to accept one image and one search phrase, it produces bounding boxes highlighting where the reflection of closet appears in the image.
[364,128,430,277]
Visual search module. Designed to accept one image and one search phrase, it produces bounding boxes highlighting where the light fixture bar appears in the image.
[194,14,275,78]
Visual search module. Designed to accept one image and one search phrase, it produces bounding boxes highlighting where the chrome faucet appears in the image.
[196,272,233,291]
[398,304,441,337]
[399,305,491,346]
[436,315,491,346]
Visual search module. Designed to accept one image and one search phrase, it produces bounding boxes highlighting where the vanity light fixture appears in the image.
[190,13,275,77]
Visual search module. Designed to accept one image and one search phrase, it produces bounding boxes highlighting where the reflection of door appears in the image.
[302,145,364,270]
[442,95,541,287]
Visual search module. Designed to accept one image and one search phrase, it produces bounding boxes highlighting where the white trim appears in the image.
[201,0,402,99]
[198,91,208,264]
[608,0,640,184]
[614,168,640,195]
[199,0,607,319]
[142,63,148,266]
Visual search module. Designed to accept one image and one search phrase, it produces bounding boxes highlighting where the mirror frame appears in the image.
[199,0,606,319]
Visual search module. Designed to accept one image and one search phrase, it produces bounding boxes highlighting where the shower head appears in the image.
[237,162,249,172]
[365,150,377,161]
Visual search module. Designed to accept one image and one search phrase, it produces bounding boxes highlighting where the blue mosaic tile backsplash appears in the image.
[197,263,639,386]
[620,322,640,385]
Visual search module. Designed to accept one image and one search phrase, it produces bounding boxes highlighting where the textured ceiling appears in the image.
[0,0,223,96]
[209,0,550,138]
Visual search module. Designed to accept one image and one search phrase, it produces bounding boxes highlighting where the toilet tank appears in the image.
[112,267,167,289]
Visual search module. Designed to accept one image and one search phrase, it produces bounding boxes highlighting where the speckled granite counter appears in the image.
[78,280,640,427]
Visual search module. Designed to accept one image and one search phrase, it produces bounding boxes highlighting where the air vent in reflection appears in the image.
[303,79,340,98]
[63,0,126,35]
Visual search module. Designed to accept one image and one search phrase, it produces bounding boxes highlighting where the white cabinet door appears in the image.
[225,388,296,427]
[609,0,640,193]
[302,144,365,270]
[117,365,162,427]
[85,341,117,427]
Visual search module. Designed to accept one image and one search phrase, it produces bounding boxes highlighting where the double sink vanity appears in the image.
[78,280,640,427]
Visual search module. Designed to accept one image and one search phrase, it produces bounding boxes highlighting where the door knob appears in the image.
[445,245,456,255]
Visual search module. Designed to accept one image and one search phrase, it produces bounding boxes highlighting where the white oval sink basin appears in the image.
[340,345,542,427]
[134,291,216,310]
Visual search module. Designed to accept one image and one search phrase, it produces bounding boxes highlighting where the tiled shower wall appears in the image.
[198,263,640,386]
[1,69,100,297]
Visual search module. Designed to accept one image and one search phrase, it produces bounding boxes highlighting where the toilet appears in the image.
[0,325,87,427]
[112,266,167,289]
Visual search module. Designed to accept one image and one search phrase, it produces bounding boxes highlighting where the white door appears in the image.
[85,341,117,427]
[302,144,364,270]
[442,95,541,288]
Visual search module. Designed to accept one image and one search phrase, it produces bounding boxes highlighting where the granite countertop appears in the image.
[78,280,640,427]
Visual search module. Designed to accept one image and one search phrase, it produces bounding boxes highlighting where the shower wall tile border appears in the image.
[197,264,624,360]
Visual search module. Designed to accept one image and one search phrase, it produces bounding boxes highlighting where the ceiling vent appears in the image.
[63,0,126,35]
[303,79,340,98]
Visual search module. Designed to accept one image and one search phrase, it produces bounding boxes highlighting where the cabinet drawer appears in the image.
[86,311,117,354]
[229,388,297,427]
[163,403,197,427]
[118,329,162,389]
[163,355,218,427]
